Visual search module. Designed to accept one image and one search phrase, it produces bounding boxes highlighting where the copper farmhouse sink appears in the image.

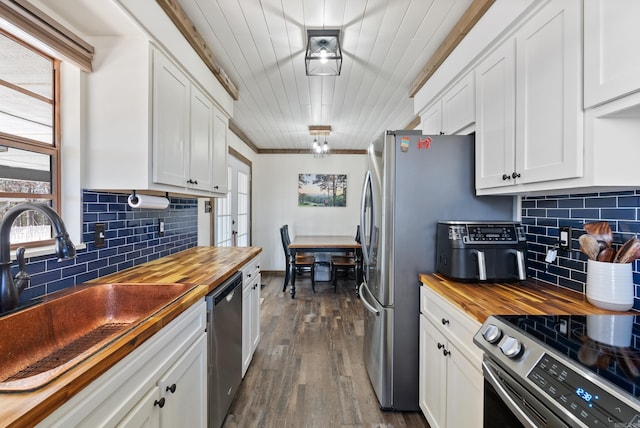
[0,283,193,392]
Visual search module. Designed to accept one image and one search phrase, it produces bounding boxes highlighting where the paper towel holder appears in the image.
[128,190,170,210]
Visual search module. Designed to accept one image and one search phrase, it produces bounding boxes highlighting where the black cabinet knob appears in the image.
[502,174,511,181]
[154,397,166,408]
[437,342,444,350]
[443,349,451,357]
[166,383,177,394]
[512,172,521,179]
[441,318,450,326]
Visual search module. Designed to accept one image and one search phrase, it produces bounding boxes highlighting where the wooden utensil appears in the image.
[584,221,614,247]
[615,238,640,263]
[597,247,615,262]
[579,234,600,261]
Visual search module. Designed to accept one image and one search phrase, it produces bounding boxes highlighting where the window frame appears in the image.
[0,29,61,249]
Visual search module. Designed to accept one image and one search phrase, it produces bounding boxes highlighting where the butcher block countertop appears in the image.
[0,246,261,428]
[419,273,636,324]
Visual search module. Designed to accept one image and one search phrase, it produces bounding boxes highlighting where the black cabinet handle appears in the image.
[512,172,521,179]
[502,174,511,181]
[213,185,219,189]
[154,397,166,408]
[166,383,177,394]
[443,349,451,357]
[437,343,444,350]
[441,318,450,326]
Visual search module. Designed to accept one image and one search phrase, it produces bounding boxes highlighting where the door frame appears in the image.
[212,147,253,246]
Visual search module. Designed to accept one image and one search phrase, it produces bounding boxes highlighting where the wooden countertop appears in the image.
[419,273,635,324]
[0,246,261,428]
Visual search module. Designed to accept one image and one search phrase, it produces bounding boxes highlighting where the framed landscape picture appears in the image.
[298,173,347,207]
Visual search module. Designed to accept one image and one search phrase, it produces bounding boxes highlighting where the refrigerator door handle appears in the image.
[360,171,371,265]
[359,282,380,316]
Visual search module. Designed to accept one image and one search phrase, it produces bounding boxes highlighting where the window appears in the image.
[0,30,60,247]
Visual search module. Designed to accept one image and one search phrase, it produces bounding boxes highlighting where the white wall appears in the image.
[253,153,367,271]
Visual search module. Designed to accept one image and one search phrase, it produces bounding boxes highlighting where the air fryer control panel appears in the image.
[446,222,526,244]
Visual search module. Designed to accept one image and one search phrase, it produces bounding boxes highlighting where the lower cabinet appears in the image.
[39,301,207,428]
[418,287,483,428]
[242,255,261,377]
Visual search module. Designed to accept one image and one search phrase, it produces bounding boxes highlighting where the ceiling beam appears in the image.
[257,149,367,155]
[156,0,239,101]
[229,120,259,153]
[409,0,495,98]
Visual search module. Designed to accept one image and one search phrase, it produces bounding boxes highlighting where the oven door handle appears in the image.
[482,360,572,428]
[483,360,538,427]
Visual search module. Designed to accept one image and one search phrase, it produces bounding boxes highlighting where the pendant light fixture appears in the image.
[310,126,331,158]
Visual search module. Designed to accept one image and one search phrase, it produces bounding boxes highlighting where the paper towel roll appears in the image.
[127,194,170,209]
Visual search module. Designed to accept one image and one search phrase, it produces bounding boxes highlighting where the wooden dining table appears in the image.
[287,235,362,298]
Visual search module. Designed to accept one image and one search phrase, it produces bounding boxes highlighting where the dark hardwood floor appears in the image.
[223,273,430,428]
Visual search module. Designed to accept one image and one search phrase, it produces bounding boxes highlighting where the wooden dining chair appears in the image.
[280,225,317,292]
[330,226,359,292]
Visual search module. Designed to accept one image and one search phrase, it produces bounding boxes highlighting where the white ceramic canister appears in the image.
[586,259,634,311]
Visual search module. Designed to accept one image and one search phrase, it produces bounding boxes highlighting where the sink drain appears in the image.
[5,323,130,381]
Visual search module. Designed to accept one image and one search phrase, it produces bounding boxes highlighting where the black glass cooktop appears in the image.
[499,314,640,401]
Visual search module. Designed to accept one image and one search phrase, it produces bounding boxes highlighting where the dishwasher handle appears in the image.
[210,271,243,306]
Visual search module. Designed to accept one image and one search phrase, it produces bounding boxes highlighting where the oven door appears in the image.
[483,358,571,428]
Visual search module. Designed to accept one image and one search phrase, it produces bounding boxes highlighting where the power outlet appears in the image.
[559,226,571,251]
[94,223,105,248]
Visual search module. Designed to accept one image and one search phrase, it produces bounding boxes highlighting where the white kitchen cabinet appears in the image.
[421,102,443,135]
[421,73,475,136]
[475,0,583,193]
[241,254,261,377]
[39,301,207,428]
[475,40,516,189]
[211,105,229,193]
[418,286,482,428]
[584,0,640,108]
[84,37,229,197]
[153,50,225,194]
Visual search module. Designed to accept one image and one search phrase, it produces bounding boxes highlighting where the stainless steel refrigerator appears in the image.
[358,130,515,411]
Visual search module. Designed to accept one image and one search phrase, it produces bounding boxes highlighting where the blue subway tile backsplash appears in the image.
[523,190,640,311]
[16,190,197,306]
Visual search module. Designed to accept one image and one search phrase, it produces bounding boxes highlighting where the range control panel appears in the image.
[528,354,640,427]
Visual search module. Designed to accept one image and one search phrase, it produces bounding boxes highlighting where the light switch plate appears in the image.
[158,218,165,237]
[559,226,571,251]
[94,223,105,248]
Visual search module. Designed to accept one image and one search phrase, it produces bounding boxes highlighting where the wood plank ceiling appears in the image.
[175,0,474,152]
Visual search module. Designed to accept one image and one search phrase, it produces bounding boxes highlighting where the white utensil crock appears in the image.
[586,259,634,311]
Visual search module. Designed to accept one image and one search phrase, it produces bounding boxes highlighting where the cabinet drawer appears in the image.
[420,286,482,367]
[241,255,261,286]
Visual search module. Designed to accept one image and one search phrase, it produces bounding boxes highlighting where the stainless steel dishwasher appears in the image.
[206,271,243,428]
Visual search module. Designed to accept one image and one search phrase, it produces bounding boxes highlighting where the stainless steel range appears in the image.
[474,314,640,427]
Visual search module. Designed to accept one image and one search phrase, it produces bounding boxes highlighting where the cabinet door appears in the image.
[475,40,516,189]
[188,85,214,191]
[446,343,484,428]
[242,281,252,377]
[212,106,229,194]
[116,388,160,428]
[419,315,446,428]
[158,334,207,428]
[152,51,190,187]
[421,101,442,135]
[584,0,640,108]
[442,73,475,135]
[250,273,262,353]
[514,0,582,184]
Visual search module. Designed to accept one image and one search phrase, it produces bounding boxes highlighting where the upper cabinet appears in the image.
[421,73,475,135]
[84,38,229,197]
[584,0,640,108]
[476,0,583,192]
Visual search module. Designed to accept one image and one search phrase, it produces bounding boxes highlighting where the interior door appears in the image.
[214,154,251,246]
